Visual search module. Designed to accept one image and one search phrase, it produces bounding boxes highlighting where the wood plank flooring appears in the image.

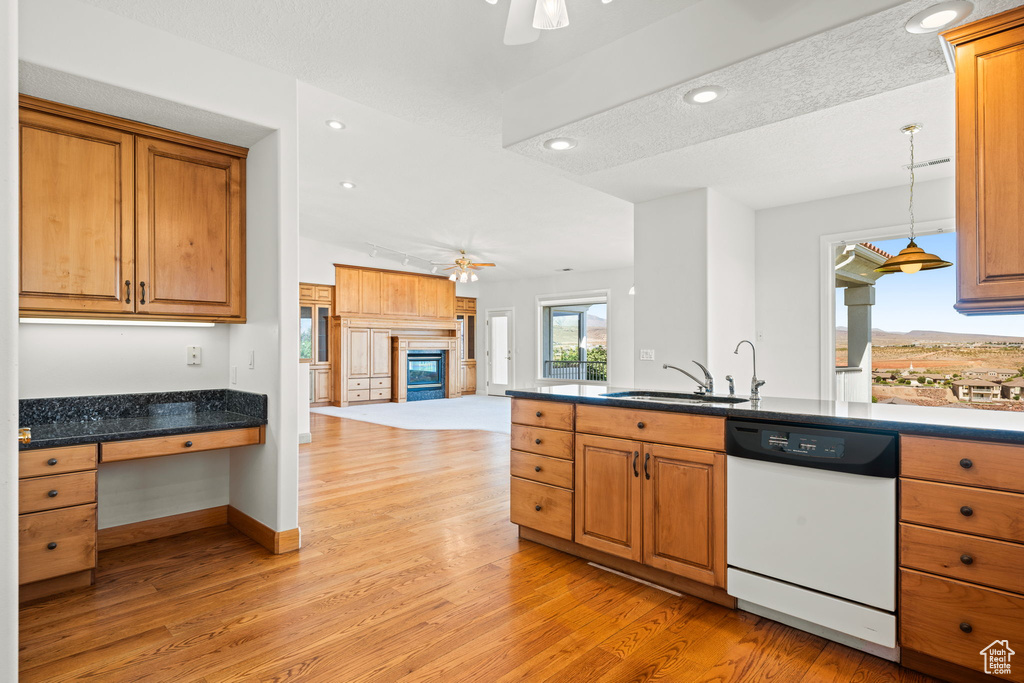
[19,412,939,682]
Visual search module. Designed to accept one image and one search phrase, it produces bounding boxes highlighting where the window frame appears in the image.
[535,289,611,385]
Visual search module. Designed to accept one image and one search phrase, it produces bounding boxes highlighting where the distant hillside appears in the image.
[837,327,1024,346]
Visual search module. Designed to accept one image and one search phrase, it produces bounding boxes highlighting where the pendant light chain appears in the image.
[908,127,916,242]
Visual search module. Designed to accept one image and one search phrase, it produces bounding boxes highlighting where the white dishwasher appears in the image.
[725,419,899,660]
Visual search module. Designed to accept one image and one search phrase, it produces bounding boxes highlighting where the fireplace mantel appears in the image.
[391,336,461,403]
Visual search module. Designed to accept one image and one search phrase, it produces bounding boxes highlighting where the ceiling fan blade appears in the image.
[504,0,540,46]
[472,263,497,267]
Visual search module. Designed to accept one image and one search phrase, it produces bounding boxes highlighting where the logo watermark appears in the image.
[981,640,1015,676]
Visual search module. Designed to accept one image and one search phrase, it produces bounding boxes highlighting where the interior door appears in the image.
[575,434,643,562]
[486,309,514,396]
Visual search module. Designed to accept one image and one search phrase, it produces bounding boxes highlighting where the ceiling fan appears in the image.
[433,251,496,283]
[491,0,579,46]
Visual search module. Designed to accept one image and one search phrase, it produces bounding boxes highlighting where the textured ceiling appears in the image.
[508,0,1024,178]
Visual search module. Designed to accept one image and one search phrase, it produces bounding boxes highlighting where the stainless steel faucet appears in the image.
[726,375,735,397]
[663,361,714,395]
[734,340,765,400]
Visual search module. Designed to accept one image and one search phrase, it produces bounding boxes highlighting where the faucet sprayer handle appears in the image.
[726,375,735,397]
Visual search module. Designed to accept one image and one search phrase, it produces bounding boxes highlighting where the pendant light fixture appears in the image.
[533,0,569,30]
[875,124,952,274]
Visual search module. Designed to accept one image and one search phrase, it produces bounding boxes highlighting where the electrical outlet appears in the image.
[639,349,655,361]
[186,346,202,366]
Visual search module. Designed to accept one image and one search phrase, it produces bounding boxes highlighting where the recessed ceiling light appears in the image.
[683,86,726,105]
[905,1,973,33]
[325,119,345,130]
[340,181,356,189]
[602,0,613,3]
[543,137,577,151]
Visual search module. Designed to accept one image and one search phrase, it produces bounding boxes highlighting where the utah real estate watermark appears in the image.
[981,640,1015,676]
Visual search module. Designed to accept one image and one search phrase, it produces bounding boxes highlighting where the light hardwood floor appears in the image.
[19,413,938,682]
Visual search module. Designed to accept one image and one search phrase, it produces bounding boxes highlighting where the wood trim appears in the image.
[901,648,997,683]
[338,316,458,331]
[19,94,249,157]
[518,526,736,609]
[332,263,452,280]
[97,505,228,550]
[227,506,300,554]
[19,569,93,605]
[18,308,247,324]
[941,5,1024,45]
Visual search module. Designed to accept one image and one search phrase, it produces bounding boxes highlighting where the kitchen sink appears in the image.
[600,391,748,405]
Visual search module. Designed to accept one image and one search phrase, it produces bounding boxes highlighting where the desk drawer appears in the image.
[19,504,96,585]
[901,524,1024,594]
[511,451,573,489]
[511,425,573,460]
[19,471,96,514]
[901,479,1024,543]
[510,477,572,540]
[902,435,1024,494]
[101,427,263,463]
[511,399,574,431]
[19,444,97,479]
[576,405,724,451]
[901,569,1024,680]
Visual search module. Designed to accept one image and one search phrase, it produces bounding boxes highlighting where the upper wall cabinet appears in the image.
[944,7,1024,314]
[334,264,456,321]
[18,97,247,323]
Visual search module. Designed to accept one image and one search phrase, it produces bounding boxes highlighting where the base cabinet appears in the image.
[575,434,642,561]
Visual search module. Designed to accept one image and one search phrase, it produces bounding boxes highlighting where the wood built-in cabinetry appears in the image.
[944,7,1024,314]
[456,297,477,394]
[346,327,393,403]
[509,399,730,604]
[300,283,335,406]
[335,264,455,320]
[899,435,1024,682]
[18,96,247,323]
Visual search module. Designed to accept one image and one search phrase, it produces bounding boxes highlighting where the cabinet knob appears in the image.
[47,458,58,466]
[534,466,541,472]
[535,438,541,445]
[47,542,57,550]
[960,505,974,517]
[960,458,973,470]
[534,505,542,511]
[185,441,193,448]
[959,622,973,634]
[637,421,645,429]
[47,490,58,498]
[535,411,542,418]
[960,554,974,565]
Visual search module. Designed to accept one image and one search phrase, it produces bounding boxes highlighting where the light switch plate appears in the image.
[186,346,202,366]
[639,349,655,361]
[248,350,255,369]
[231,366,238,384]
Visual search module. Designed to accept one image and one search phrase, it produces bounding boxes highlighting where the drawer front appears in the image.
[510,477,572,540]
[510,451,573,489]
[19,444,97,479]
[901,523,1024,594]
[19,504,97,585]
[299,283,315,300]
[101,427,263,463]
[576,405,724,451]
[348,390,370,402]
[901,479,1024,543]
[901,569,1024,680]
[902,435,1024,494]
[511,399,575,431]
[348,378,369,390]
[19,471,96,514]
[510,425,573,460]
[370,389,390,401]
[371,377,391,389]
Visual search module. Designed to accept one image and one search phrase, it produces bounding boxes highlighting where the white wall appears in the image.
[21,0,301,534]
[755,177,955,399]
[475,267,635,391]
[1,0,18,672]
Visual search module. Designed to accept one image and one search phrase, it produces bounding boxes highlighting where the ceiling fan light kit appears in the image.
[533,0,569,30]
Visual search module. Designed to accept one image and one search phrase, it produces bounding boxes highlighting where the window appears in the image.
[540,296,608,382]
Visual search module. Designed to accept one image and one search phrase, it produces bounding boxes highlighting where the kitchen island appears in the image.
[507,386,1024,683]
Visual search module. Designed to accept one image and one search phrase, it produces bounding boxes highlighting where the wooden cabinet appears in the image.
[18,96,247,323]
[301,283,334,406]
[334,264,455,320]
[343,327,391,404]
[575,434,642,561]
[510,402,575,541]
[944,7,1024,314]
[456,297,476,394]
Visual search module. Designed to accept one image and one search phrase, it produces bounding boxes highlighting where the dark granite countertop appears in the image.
[507,385,1024,445]
[19,389,268,451]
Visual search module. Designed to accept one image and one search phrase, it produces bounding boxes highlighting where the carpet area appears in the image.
[311,394,512,433]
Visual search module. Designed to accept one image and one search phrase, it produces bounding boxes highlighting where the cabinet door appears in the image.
[381,272,418,317]
[575,434,643,561]
[135,136,244,319]
[642,444,725,587]
[312,368,332,403]
[19,110,135,315]
[348,328,371,378]
[370,329,391,377]
[417,277,439,318]
[360,270,382,315]
[335,267,361,315]
[437,279,455,319]
[465,362,477,393]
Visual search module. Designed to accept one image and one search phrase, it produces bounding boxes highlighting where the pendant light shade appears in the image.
[533,0,569,30]
[876,123,952,274]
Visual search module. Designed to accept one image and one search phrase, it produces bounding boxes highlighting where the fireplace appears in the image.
[407,350,446,401]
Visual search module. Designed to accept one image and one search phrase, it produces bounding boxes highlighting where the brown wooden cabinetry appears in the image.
[343,327,392,404]
[18,96,247,323]
[456,297,477,394]
[301,283,334,406]
[944,7,1024,314]
[334,264,455,320]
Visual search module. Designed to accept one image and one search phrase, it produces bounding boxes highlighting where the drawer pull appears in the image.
[534,466,542,472]
[960,505,974,517]
[535,411,542,418]
[47,458,58,466]
[185,441,193,448]
[47,490,58,498]
[637,421,645,429]
[959,622,973,634]
[959,458,973,470]
[535,505,542,511]
[535,438,542,445]
[960,554,974,565]
[47,542,57,550]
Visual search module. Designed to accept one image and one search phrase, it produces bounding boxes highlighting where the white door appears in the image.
[486,309,514,396]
